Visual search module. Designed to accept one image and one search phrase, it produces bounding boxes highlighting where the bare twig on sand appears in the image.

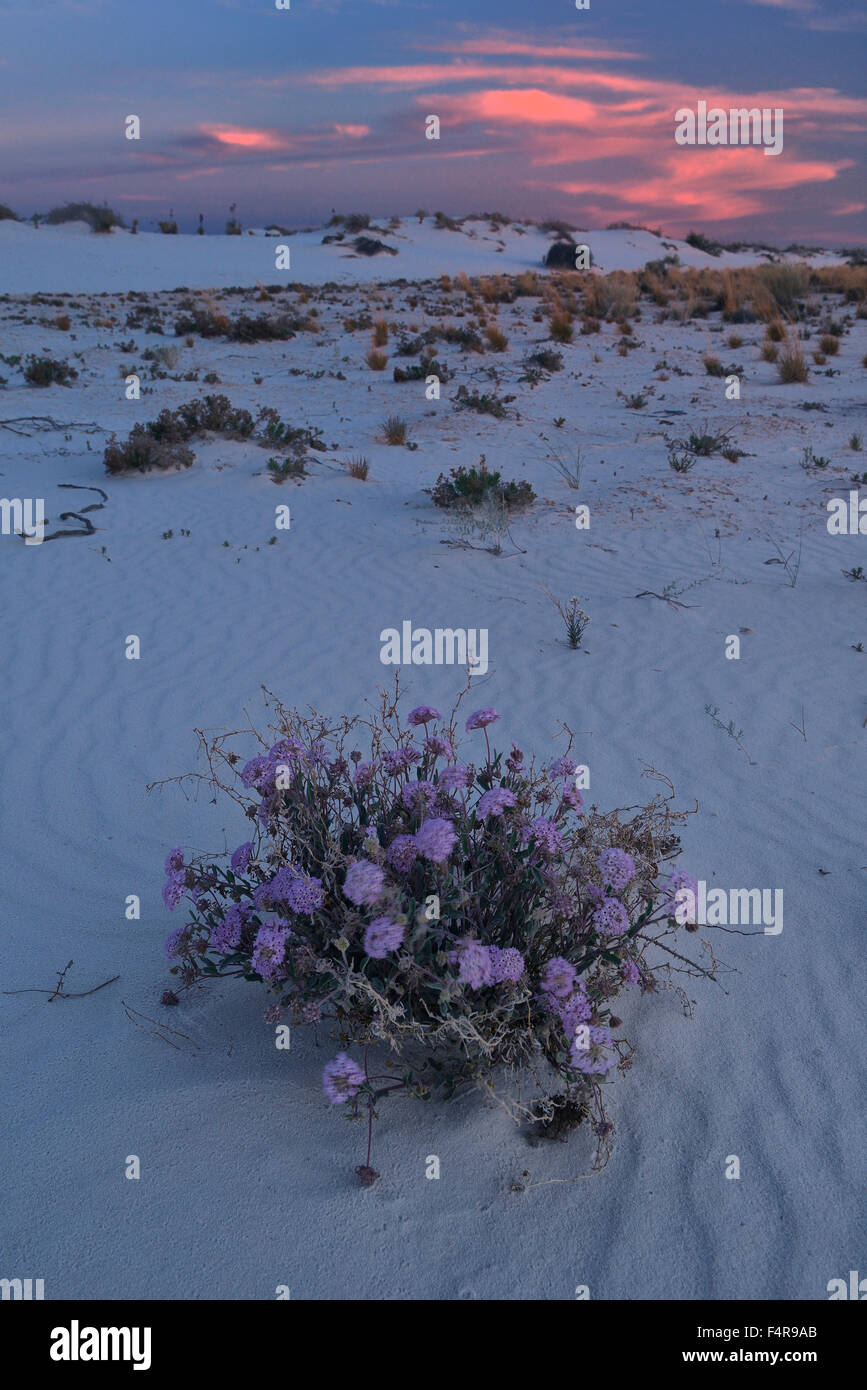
[2,960,119,1001]
[122,1001,197,1051]
[0,417,104,437]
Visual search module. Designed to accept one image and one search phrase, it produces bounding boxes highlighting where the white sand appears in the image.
[0,218,864,1299]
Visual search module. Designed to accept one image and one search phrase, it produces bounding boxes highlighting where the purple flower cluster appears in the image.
[465,708,500,732]
[488,946,526,983]
[382,746,421,776]
[401,779,437,811]
[414,817,456,864]
[424,734,454,759]
[387,834,418,874]
[592,897,629,937]
[597,848,636,893]
[251,920,291,980]
[438,763,472,791]
[477,786,517,819]
[343,859,385,906]
[541,956,576,999]
[363,915,405,959]
[164,846,184,875]
[322,1053,365,1104]
[522,816,563,857]
[547,755,578,778]
[453,939,494,989]
[163,925,191,960]
[255,865,324,917]
[211,903,248,952]
[408,705,441,727]
[230,841,253,874]
[570,1024,616,1075]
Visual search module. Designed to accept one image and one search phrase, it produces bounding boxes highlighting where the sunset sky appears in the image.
[1,0,865,243]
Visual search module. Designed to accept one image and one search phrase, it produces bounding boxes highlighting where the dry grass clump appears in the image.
[484,324,509,352]
[777,326,809,383]
[366,349,388,371]
[381,414,409,445]
[372,319,389,346]
[549,308,574,343]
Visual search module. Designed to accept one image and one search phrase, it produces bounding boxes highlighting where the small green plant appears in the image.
[800,445,830,469]
[546,590,590,649]
[849,431,863,451]
[668,450,696,473]
[625,392,647,409]
[843,566,865,582]
[267,455,306,482]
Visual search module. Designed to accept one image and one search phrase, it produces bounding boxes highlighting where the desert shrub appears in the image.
[43,201,125,233]
[525,349,563,372]
[158,216,179,235]
[428,459,535,511]
[159,689,715,1177]
[366,349,388,371]
[685,231,722,256]
[0,204,18,221]
[24,354,77,386]
[393,356,450,383]
[372,319,389,347]
[453,385,511,418]
[329,212,371,234]
[545,241,580,269]
[394,331,437,357]
[354,236,398,257]
[104,428,194,475]
[174,308,305,342]
[434,211,461,230]
[102,396,320,474]
[819,333,840,356]
[438,325,484,353]
[55,314,71,331]
[346,456,369,479]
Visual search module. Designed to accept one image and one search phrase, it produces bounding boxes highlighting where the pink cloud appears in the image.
[200,125,289,151]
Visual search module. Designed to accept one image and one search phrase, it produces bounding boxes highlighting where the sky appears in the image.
[0,0,865,244]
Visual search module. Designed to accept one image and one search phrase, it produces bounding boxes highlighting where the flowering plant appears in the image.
[159,681,715,1179]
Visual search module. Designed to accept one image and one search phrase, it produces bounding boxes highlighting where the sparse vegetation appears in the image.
[24,354,78,387]
[429,458,535,512]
